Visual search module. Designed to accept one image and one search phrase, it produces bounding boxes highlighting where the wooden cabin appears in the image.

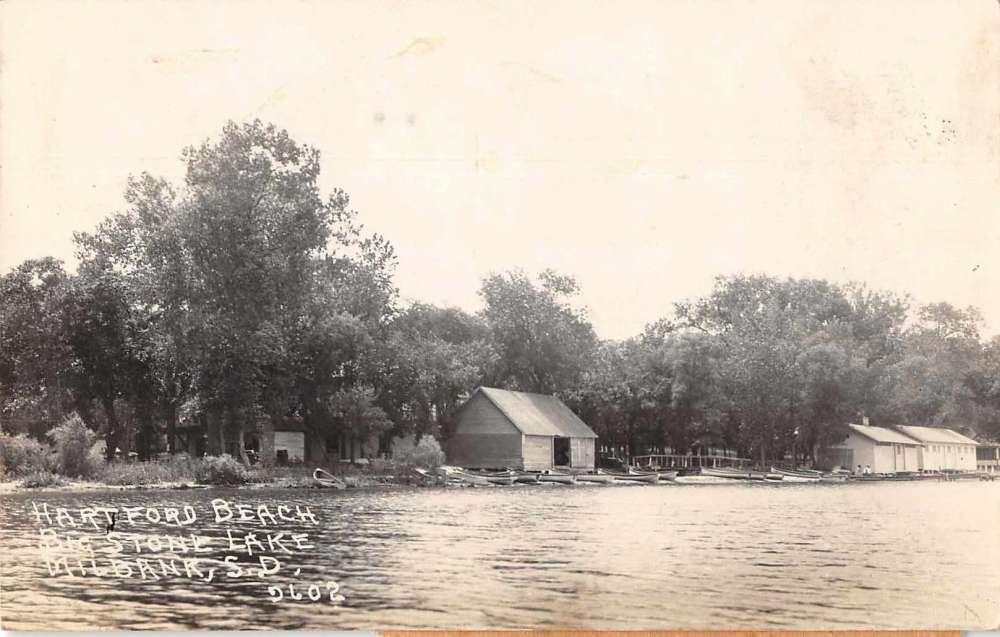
[446,387,597,470]
[819,423,922,474]
[893,425,978,472]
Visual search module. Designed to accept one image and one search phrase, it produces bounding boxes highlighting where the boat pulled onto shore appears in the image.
[349,464,994,489]
[597,468,659,484]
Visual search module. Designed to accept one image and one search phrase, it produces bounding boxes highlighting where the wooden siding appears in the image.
[873,443,895,473]
[571,437,596,469]
[447,391,597,471]
[827,430,926,474]
[448,392,523,468]
[454,392,519,435]
[522,435,552,471]
[447,433,522,469]
[955,445,977,471]
[829,430,875,472]
[919,443,977,471]
[900,444,919,472]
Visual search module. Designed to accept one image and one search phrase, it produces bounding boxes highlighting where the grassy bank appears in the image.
[93,456,403,488]
[1,426,444,491]
[0,456,412,492]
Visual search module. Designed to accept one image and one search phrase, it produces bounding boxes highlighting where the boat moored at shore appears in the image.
[417,463,992,488]
[536,470,576,485]
[770,467,822,483]
[575,473,615,484]
[698,466,784,481]
[597,469,659,484]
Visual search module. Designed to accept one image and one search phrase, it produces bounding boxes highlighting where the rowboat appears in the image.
[699,467,761,480]
[411,467,442,484]
[819,473,849,483]
[482,473,517,486]
[598,469,658,484]
[438,466,492,486]
[673,474,736,484]
[537,471,576,485]
[575,473,615,484]
[699,467,783,481]
[313,468,347,489]
[630,466,679,482]
[464,469,519,486]
[770,467,821,483]
[512,471,540,484]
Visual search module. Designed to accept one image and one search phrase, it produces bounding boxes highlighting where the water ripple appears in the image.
[2,481,999,629]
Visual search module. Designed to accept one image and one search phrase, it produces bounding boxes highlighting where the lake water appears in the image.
[1,480,999,630]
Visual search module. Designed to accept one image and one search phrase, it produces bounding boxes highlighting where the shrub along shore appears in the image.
[0,450,415,492]
[0,416,444,492]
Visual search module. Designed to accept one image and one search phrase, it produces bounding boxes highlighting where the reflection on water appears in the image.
[2,481,999,630]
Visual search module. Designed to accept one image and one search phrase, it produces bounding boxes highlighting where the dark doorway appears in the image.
[554,437,571,466]
[244,434,260,465]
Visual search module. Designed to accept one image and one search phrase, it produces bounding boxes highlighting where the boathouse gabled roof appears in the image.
[847,423,922,445]
[893,425,979,446]
[473,387,598,439]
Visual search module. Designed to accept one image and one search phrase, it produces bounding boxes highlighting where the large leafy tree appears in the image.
[378,304,492,442]
[964,336,1000,442]
[479,269,597,394]
[878,303,990,431]
[73,120,400,458]
[74,173,193,454]
[59,262,150,460]
[0,259,79,437]
[673,275,895,465]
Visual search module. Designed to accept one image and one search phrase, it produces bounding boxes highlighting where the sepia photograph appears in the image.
[1,0,999,631]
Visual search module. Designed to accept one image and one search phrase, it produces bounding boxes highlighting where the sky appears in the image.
[2,0,998,340]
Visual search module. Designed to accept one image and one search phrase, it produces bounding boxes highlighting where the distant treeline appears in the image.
[2,121,999,466]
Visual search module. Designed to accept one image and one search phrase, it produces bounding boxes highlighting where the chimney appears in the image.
[862,416,870,426]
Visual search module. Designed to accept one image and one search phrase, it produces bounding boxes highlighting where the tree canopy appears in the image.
[2,121,998,467]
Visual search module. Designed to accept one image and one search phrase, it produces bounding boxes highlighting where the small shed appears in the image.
[446,387,597,471]
[894,425,978,472]
[242,417,312,465]
[821,423,922,474]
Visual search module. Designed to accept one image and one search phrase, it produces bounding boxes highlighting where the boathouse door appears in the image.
[553,436,571,467]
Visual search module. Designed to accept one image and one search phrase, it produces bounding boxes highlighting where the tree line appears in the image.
[2,121,999,466]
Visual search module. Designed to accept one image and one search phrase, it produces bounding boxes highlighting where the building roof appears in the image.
[847,423,922,445]
[473,387,598,439]
[894,425,979,446]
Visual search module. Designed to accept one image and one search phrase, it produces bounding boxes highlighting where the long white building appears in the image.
[893,425,978,472]
[821,423,981,474]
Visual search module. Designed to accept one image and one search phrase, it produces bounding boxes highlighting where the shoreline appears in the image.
[0,476,406,495]
[3,471,995,495]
